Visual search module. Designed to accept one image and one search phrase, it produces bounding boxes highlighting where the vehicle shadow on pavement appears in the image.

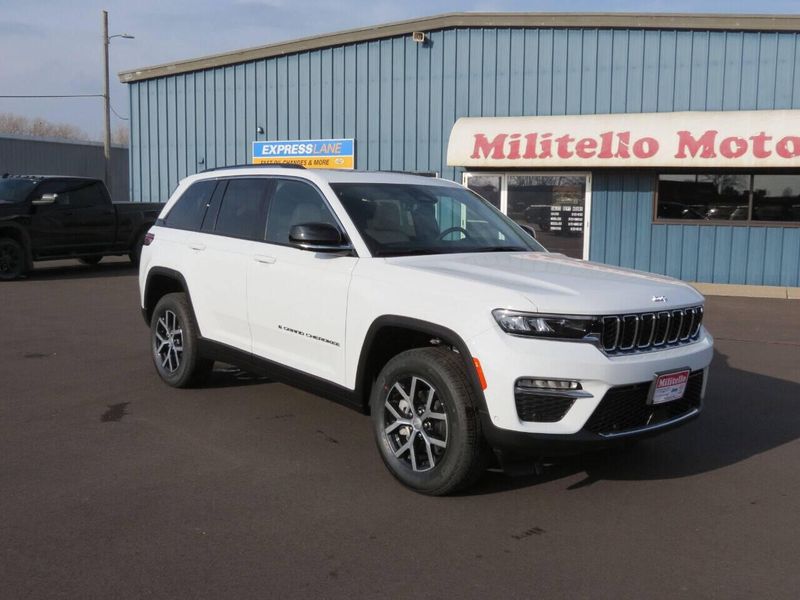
[203,365,274,388]
[20,260,137,281]
[466,348,800,495]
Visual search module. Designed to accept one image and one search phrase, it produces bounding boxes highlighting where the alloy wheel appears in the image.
[154,309,183,373]
[383,376,448,472]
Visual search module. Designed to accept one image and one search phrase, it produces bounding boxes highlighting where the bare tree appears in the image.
[0,112,88,142]
[111,125,130,146]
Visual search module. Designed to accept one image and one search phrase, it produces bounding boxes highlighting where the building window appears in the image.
[655,173,800,224]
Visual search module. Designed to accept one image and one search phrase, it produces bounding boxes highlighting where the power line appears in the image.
[109,103,129,121]
[0,92,130,121]
[0,94,104,98]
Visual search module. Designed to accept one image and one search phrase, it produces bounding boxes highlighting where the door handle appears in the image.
[189,243,206,251]
[254,255,276,264]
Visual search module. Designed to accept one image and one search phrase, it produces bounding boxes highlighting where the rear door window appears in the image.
[164,180,217,231]
[213,178,271,240]
[66,181,107,207]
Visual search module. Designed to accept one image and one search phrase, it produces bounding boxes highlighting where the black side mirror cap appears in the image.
[518,223,537,239]
[289,223,352,252]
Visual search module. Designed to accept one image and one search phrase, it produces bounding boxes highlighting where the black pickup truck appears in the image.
[0,174,161,280]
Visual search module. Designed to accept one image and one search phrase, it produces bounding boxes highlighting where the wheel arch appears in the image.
[142,267,197,328]
[354,315,488,414]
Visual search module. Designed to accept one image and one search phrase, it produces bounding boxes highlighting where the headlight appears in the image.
[492,309,601,341]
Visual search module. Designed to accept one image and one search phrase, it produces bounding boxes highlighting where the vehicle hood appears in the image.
[385,252,703,314]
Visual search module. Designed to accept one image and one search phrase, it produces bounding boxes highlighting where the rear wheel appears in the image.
[150,293,213,388]
[0,237,27,281]
[79,256,103,266]
[371,347,487,495]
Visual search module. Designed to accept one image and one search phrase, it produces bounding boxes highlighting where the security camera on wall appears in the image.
[411,31,427,44]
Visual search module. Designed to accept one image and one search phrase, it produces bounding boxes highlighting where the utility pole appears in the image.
[102,10,111,192]
[101,11,133,196]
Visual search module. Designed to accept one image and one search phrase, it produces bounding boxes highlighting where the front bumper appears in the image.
[467,325,713,453]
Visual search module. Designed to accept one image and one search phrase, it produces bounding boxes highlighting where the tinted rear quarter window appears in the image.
[164,180,217,231]
[214,178,271,240]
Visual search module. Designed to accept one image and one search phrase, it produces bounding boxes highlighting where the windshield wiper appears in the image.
[470,246,529,253]
[374,248,440,257]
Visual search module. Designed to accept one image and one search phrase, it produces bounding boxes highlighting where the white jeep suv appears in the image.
[139,166,713,495]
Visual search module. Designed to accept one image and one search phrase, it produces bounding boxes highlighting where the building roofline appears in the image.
[119,11,800,83]
[0,132,127,149]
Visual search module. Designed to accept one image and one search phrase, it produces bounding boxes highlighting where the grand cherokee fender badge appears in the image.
[278,324,340,347]
[651,295,668,303]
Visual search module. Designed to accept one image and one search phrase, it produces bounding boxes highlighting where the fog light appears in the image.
[517,378,581,391]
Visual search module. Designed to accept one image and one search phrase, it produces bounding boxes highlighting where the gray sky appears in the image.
[1,0,798,139]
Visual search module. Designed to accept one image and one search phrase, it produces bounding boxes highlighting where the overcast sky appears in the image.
[1,0,797,139]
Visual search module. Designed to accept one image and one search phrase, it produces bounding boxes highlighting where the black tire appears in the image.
[129,231,146,266]
[370,347,487,495]
[79,256,103,266]
[150,292,213,388]
[0,237,27,281]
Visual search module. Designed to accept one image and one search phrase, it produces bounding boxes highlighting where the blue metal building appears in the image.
[120,13,800,289]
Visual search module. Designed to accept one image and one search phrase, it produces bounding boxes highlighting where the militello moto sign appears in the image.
[252,138,354,169]
[447,110,800,168]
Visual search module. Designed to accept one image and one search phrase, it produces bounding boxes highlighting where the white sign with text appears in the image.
[447,110,800,168]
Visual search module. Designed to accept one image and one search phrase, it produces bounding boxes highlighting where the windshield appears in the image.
[331,182,545,257]
[0,179,37,204]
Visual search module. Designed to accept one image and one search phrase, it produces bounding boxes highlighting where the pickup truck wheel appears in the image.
[150,293,213,388]
[79,256,103,266]
[0,238,27,281]
[371,347,486,495]
[129,232,146,266]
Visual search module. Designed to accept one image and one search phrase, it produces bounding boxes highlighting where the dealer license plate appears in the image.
[650,369,691,405]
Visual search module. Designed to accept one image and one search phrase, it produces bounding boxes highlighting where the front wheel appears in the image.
[150,293,213,388]
[0,237,27,281]
[370,347,487,495]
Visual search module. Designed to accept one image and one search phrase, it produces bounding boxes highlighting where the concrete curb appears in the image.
[690,282,800,300]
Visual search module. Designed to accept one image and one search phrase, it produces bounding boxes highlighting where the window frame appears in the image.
[652,171,800,227]
[185,175,355,254]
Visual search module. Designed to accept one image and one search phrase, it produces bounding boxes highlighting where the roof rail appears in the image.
[377,170,439,178]
[200,163,306,173]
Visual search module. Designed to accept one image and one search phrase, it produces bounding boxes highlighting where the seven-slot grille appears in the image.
[600,306,703,355]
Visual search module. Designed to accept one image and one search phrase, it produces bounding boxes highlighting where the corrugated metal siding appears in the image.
[590,173,800,286]
[128,27,800,285]
[0,136,129,201]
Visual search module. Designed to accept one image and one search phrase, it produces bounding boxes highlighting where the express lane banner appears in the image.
[252,138,354,169]
[447,110,800,169]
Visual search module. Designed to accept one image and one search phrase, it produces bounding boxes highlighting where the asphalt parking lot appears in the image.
[2,259,799,599]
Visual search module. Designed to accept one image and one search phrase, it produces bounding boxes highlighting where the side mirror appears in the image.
[32,193,58,206]
[289,223,351,253]
[518,223,537,239]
